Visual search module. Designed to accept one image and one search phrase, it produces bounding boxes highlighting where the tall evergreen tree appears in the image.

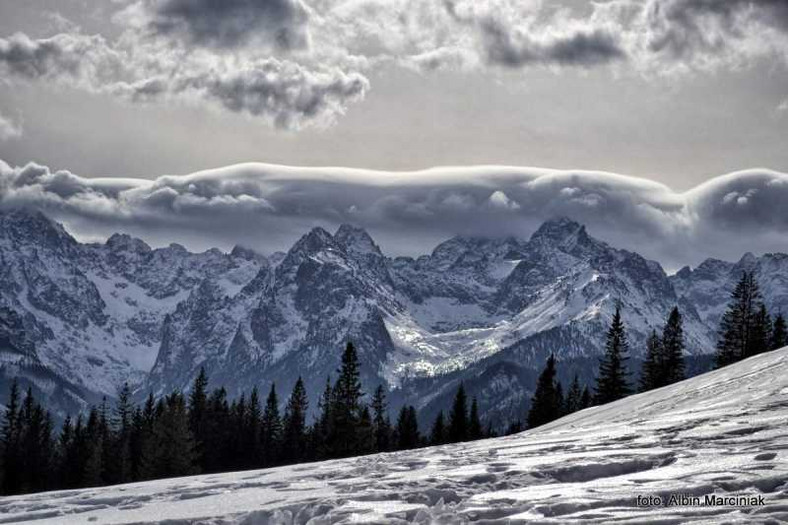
[716,271,765,367]
[448,383,468,442]
[595,306,632,404]
[331,342,364,457]
[261,384,282,467]
[313,377,333,460]
[527,354,562,429]
[639,330,662,392]
[772,312,787,350]
[579,386,592,409]
[750,304,773,356]
[188,367,209,468]
[203,387,230,473]
[356,406,375,455]
[246,387,262,467]
[152,393,197,478]
[661,307,686,385]
[468,398,483,440]
[555,382,565,417]
[1,379,21,494]
[565,374,583,414]
[282,378,308,463]
[430,411,446,445]
[110,383,134,484]
[395,405,420,449]
[370,385,391,452]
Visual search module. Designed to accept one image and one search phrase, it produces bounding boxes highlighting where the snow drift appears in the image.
[2,346,787,523]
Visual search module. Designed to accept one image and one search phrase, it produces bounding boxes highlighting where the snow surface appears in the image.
[4,347,788,524]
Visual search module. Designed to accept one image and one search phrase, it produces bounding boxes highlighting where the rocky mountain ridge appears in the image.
[1,209,785,424]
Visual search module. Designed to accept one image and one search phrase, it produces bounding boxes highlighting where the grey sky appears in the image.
[0,0,787,266]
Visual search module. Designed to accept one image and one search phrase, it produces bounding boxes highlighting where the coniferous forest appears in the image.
[0,342,489,496]
[2,272,785,496]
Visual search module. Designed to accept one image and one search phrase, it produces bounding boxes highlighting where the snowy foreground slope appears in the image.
[4,349,788,524]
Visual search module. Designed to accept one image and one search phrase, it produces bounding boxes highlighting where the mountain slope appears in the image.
[1,208,787,425]
[6,346,788,524]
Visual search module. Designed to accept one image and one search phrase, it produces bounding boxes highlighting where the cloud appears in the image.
[478,19,625,67]
[0,32,368,129]
[128,0,310,51]
[1,0,787,128]
[2,159,787,271]
[0,112,22,141]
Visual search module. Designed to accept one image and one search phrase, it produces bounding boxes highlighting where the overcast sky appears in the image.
[1,0,787,267]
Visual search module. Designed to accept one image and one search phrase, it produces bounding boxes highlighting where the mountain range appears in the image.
[1,209,786,426]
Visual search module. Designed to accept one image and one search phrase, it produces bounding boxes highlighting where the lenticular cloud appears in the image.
[0,158,786,269]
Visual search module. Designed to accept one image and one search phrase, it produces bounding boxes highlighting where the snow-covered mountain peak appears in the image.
[529,216,592,252]
[289,226,336,255]
[334,224,382,257]
[0,208,74,249]
[737,251,758,268]
[106,233,152,254]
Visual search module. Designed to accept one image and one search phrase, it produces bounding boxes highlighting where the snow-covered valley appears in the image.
[3,346,787,524]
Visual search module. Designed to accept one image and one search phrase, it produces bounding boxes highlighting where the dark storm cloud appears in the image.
[142,0,310,50]
[644,0,788,59]
[2,159,788,269]
[479,18,625,68]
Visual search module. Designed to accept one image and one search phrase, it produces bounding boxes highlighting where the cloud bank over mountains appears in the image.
[1,157,786,271]
[1,0,787,129]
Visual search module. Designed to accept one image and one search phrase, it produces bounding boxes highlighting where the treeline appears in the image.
[526,271,787,430]
[0,342,491,496]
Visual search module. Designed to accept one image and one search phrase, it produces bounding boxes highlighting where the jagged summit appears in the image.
[529,216,589,248]
[334,224,382,256]
[106,233,152,253]
[0,207,73,247]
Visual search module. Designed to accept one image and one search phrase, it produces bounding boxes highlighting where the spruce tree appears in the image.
[331,342,364,457]
[282,378,308,463]
[261,384,282,466]
[188,367,209,468]
[83,407,104,487]
[468,398,483,440]
[247,387,262,467]
[579,386,592,409]
[661,307,686,385]
[396,405,420,449]
[370,385,391,452]
[595,306,632,404]
[527,354,561,429]
[772,313,787,350]
[448,383,468,442]
[111,383,134,484]
[565,374,583,414]
[716,272,764,366]
[639,330,662,392]
[152,393,197,478]
[313,377,333,460]
[555,382,565,417]
[430,411,446,445]
[1,379,21,494]
[750,304,772,356]
[357,406,375,455]
[203,388,230,473]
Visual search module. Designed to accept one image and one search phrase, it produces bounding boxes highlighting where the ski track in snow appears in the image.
[3,348,788,524]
